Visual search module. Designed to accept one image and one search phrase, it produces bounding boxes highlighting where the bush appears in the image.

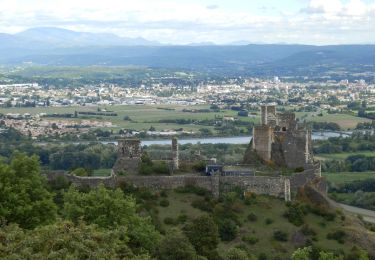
[177,214,188,224]
[218,219,238,241]
[242,235,259,245]
[157,230,198,260]
[327,230,346,244]
[160,190,168,197]
[265,218,274,225]
[273,230,288,242]
[300,225,317,237]
[164,217,177,225]
[244,193,257,205]
[175,185,210,196]
[284,203,305,226]
[258,253,268,260]
[247,213,258,222]
[192,161,206,172]
[225,248,248,260]
[191,198,214,212]
[160,199,170,207]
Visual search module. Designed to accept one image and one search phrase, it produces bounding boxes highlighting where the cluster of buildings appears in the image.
[0,78,374,109]
[1,113,114,138]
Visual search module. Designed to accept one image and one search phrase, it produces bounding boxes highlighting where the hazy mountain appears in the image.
[1,29,375,78]
[0,27,160,49]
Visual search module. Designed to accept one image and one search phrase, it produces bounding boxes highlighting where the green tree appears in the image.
[225,248,249,260]
[319,251,344,260]
[0,154,57,229]
[157,230,198,260]
[184,215,219,256]
[63,185,160,253]
[292,247,311,260]
[0,221,151,259]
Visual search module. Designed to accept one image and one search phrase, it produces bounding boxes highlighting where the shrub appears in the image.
[157,230,198,260]
[273,230,288,242]
[160,190,168,197]
[242,235,259,245]
[218,219,238,241]
[300,225,317,237]
[192,161,206,172]
[225,248,248,260]
[164,217,177,225]
[160,199,170,207]
[258,253,268,260]
[191,198,214,212]
[175,185,210,196]
[177,214,188,224]
[244,195,257,205]
[265,218,274,225]
[247,213,258,222]
[284,203,305,226]
[184,215,219,257]
[327,230,346,244]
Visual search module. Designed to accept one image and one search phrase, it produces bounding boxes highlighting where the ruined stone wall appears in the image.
[120,175,216,193]
[272,130,311,169]
[113,139,142,174]
[277,112,296,130]
[47,166,321,200]
[261,105,277,126]
[220,176,288,198]
[253,125,273,161]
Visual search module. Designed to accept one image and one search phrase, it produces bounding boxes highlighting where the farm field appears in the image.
[296,111,371,130]
[323,172,375,185]
[0,104,370,134]
[0,104,258,133]
[316,151,375,160]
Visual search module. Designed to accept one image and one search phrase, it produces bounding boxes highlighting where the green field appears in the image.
[323,172,375,185]
[296,111,371,130]
[1,105,370,134]
[0,104,258,133]
[92,168,112,176]
[317,151,375,160]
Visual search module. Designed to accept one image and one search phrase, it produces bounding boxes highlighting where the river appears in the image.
[99,131,350,146]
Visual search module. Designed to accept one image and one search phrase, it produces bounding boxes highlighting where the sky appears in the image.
[0,0,375,45]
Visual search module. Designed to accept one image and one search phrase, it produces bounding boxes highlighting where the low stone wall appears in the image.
[48,165,322,200]
[120,175,216,193]
[220,176,288,198]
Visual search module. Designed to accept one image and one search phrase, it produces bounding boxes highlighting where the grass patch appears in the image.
[323,172,375,185]
[92,168,112,176]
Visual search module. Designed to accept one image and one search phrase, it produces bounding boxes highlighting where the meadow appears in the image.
[0,104,370,134]
[323,171,375,185]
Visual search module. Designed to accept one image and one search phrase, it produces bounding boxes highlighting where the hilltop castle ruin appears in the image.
[244,105,315,170]
[58,105,323,201]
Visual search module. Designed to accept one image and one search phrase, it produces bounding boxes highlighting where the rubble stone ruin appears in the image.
[245,105,314,169]
[113,139,142,175]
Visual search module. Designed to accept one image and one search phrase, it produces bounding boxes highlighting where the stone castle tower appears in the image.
[113,139,142,174]
[246,105,314,169]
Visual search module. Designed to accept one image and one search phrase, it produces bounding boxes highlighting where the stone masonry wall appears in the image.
[49,167,322,199]
[220,176,288,198]
[253,125,273,161]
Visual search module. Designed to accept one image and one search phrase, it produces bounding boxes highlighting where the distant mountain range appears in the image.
[1,27,375,78]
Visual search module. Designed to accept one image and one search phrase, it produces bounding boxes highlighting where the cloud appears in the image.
[0,0,374,44]
[206,5,219,10]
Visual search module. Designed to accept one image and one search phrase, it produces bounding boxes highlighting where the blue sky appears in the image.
[0,0,375,44]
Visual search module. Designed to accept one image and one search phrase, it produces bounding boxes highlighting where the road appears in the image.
[339,203,375,224]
